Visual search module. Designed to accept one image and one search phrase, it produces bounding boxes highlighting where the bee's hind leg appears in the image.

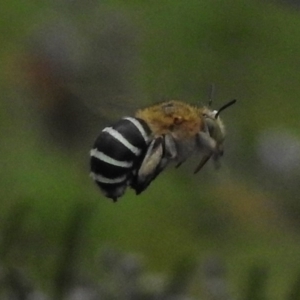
[131,137,164,194]
[131,134,177,195]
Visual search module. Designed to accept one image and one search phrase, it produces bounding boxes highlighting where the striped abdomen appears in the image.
[90,117,151,201]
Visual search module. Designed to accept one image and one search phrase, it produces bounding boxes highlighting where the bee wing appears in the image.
[132,137,166,195]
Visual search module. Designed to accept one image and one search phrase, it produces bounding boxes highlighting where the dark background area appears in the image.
[2,0,300,299]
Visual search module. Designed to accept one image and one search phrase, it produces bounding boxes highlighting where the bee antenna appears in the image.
[208,83,215,107]
[215,99,237,118]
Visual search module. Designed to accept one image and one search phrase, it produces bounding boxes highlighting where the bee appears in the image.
[90,97,236,202]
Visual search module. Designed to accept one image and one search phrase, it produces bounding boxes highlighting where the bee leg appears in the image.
[164,134,177,159]
[132,134,179,194]
[197,131,217,153]
[194,132,217,173]
[162,134,190,168]
[151,133,178,173]
[175,157,188,168]
[194,154,212,174]
[175,161,184,168]
[164,133,189,169]
[131,137,164,194]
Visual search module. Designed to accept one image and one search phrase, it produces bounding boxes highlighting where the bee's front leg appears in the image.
[194,131,218,174]
[197,130,217,153]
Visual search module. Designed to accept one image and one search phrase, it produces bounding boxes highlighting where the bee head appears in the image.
[194,98,236,173]
[204,99,236,150]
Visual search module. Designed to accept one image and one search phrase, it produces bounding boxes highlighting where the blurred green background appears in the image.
[2,0,300,299]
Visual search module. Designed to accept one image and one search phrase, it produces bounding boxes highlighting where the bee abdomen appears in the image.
[90,117,151,201]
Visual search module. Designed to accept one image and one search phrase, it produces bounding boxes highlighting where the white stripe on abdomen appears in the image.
[102,127,141,156]
[123,117,150,144]
[90,172,127,184]
[90,149,133,168]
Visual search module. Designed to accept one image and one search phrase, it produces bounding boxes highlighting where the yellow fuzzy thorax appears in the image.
[135,100,205,139]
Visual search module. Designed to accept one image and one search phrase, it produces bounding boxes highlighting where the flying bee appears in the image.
[90,97,236,202]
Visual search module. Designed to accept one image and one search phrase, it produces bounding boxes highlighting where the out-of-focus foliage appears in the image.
[1,246,300,300]
[2,0,300,299]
